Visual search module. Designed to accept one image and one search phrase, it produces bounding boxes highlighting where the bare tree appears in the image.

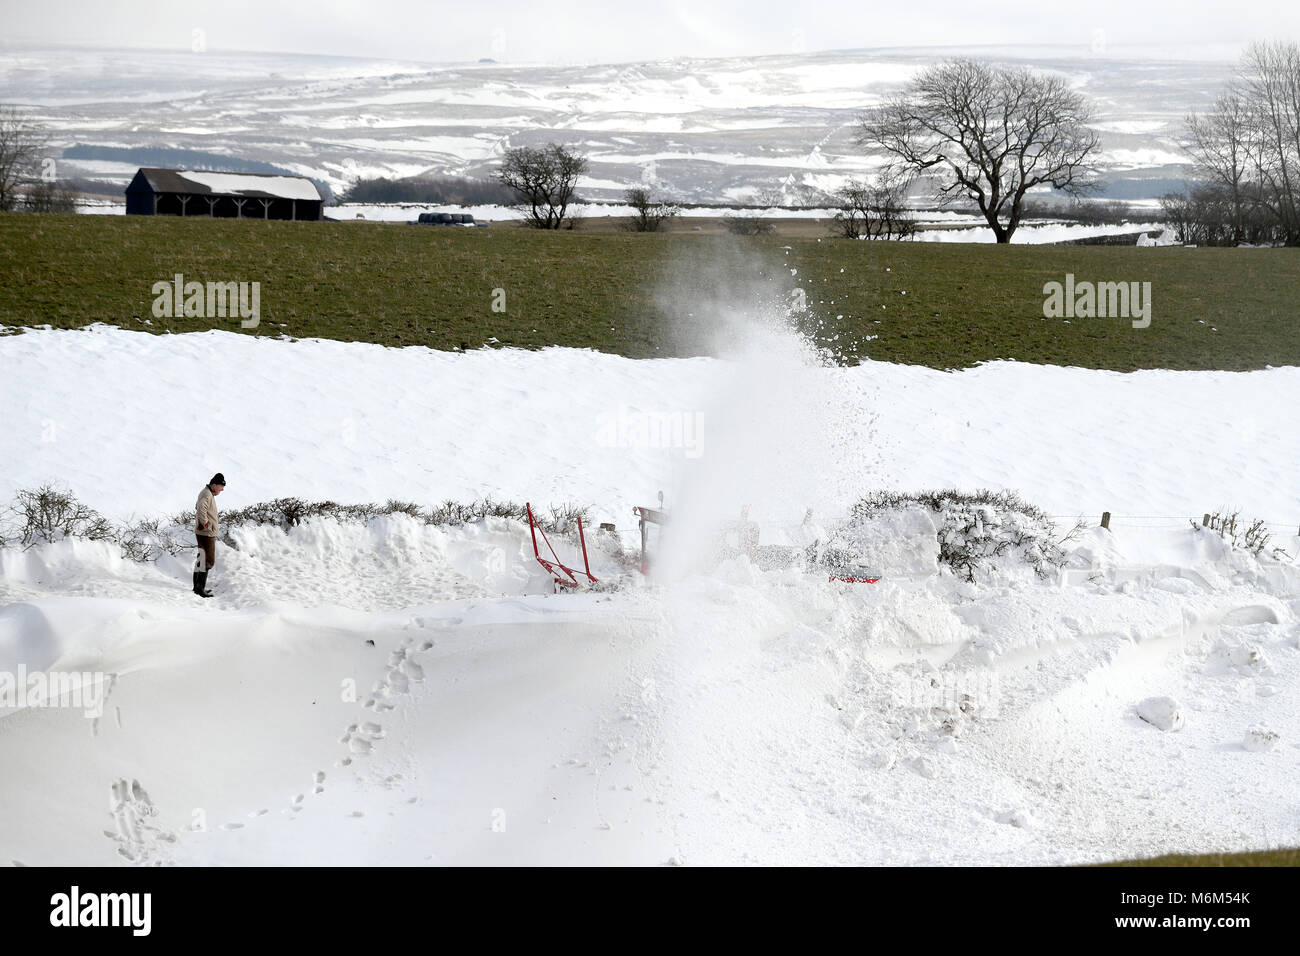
[859,59,1101,243]
[1186,89,1256,242]
[1237,40,1300,243]
[0,107,51,212]
[495,143,588,229]
[1182,40,1300,245]
[833,182,870,238]
[623,186,679,232]
[1236,41,1300,243]
[832,174,914,239]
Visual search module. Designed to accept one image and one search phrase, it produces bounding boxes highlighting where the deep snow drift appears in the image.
[1,325,1297,865]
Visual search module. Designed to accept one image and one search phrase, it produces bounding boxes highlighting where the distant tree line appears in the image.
[832,175,914,239]
[1166,40,1300,246]
[1018,198,1134,226]
[341,173,516,205]
[1159,183,1278,246]
[20,179,77,213]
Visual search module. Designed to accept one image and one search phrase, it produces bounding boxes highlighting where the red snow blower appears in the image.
[526,502,598,591]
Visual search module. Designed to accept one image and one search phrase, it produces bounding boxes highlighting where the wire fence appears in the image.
[699,510,1299,537]
[1045,513,1299,533]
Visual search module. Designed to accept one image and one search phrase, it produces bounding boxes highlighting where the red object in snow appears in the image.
[527,502,597,590]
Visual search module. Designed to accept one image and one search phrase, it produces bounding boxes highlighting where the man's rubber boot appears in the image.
[193,571,214,598]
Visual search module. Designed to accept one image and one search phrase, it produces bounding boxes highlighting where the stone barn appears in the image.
[125,168,323,220]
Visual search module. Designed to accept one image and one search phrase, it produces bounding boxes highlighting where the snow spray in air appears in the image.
[648,240,882,581]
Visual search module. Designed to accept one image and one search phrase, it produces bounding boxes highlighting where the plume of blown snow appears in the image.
[648,241,881,582]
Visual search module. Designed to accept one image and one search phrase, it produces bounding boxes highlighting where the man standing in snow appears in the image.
[194,473,225,598]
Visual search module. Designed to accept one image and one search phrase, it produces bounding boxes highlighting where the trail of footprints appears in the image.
[366,638,429,711]
[104,778,176,864]
[337,636,427,754]
[301,634,432,816]
[102,634,435,858]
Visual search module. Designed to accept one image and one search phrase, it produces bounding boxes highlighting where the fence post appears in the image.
[1203,514,1211,527]
[1100,511,1110,529]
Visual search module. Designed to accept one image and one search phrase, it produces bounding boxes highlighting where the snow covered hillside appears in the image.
[0,43,1230,202]
[0,323,1296,865]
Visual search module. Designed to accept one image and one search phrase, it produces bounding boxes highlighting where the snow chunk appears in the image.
[867,748,896,771]
[910,755,939,778]
[1136,696,1185,731]
[1243,727,1279,752]
[1228,645,1267,668]
[995,808,1037,828]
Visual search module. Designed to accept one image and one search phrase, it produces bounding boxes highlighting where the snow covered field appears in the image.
[1,323,1297,866]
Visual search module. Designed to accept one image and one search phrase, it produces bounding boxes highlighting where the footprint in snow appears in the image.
[341,721,383,754]
[106,777,175,864]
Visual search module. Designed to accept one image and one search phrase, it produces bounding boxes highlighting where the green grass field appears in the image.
[1105,847,1300,866]
[1,212,1296,371]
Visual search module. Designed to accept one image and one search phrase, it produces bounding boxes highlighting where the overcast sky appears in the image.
[3,0,1292,64]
